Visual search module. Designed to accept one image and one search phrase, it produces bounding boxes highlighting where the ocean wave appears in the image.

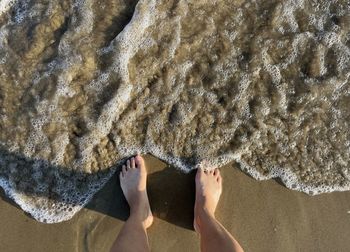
[0,0,349,223]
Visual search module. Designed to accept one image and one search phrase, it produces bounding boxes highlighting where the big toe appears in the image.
[135,154,145,168]
[196,167,205,180]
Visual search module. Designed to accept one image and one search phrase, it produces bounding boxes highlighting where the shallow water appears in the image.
[0,0,349,223]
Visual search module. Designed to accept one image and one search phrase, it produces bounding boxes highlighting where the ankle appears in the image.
[129,211,153,230]
[129,204,148,220]
[195,206,216,222]
[196,202,216,216]
[194,207,217,235]
[126,215,148,229]
[129,199,152,225]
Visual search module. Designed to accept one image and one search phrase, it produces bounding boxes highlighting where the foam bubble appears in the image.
[0,0,350,224]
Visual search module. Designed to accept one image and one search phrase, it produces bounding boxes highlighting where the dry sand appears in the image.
[1,154,350,252]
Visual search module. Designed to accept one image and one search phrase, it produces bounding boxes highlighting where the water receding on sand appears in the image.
[0,0,349,222]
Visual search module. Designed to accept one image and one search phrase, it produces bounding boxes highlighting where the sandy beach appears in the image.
[1,154,350,252]
[1,1,350,251]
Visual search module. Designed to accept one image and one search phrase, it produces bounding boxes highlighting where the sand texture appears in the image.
[1,156,350,252]
[0,0,350,222]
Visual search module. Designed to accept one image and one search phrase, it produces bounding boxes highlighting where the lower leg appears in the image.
[196,208,243,252]
[194,165,244,252]
[110,216,149,252]
[110,155,153,252]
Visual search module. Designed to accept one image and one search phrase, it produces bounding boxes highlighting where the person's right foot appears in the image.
[194,165,222,233]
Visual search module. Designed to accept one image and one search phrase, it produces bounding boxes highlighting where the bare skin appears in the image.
[110,154,153,252]
[111,155,244,252]
[194,167,244,252]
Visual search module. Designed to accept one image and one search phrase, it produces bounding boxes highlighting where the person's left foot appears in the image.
[119,154,153,229]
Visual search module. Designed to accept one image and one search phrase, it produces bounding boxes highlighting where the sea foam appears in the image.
[0,0,349,223]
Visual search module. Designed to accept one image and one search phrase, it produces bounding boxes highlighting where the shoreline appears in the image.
[1,154,350,252]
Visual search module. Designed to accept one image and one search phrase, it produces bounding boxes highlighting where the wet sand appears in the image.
[1,154,350,252]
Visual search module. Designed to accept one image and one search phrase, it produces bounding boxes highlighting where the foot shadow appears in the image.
[85,155,196,230]
[84,170,130,222]
[148,166,196,230]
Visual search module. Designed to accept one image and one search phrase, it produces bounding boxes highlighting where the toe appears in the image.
[196,167,204,180]
[119,171,123,180]
[131,157,136,168]
[135,154,144,167]
[127,159,131,169]
[122,165,127,175]
[135,154,147,173]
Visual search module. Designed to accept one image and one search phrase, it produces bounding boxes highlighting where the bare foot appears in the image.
[194,165,222,233]
[119,154,153,229]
